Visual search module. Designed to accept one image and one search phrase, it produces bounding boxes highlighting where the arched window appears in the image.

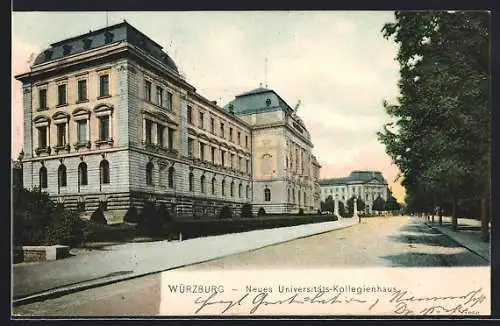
[200,175,206,193]
[221,179,226,196]
[264,187,271,202]
[78,162,88,186]
[39,166,48,189]
[100,160,110,184]
[292,189,295,203]
[230,181,234,197]
[288,188,291,202]
[246,185,250,199]
[189,172,194,191]
[146,162,154,185]
[211,177,216,195]
[238,183,242,197]
[58,164,67,187]
[304,192,307,206]
[168,166,174,188]
[298,191,301,205]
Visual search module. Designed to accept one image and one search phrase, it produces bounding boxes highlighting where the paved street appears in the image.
[13,216,488,316]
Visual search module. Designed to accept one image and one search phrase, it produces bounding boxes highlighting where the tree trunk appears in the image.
[439,208,443,226]
[451,199,458,231]
[480,196,489,242]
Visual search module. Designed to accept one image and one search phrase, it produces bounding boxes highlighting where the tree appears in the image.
[379,11,490,239]
[241,203,253,218]
[372,196,386,211]
[257,207,266,216]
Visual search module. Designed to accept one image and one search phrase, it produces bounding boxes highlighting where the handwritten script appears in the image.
[191,288,486,315]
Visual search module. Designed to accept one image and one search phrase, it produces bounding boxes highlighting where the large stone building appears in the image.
[15,21,321,221]
[319,171,388,213]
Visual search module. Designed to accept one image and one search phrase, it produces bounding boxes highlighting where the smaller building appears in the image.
[319,171,388,213]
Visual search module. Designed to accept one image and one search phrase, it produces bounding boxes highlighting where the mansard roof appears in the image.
[32,21,178,74]
[320,171,388,186]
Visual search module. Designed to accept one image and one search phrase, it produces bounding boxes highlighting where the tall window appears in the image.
[57,84,66,106]
[77,120,87,144]
[221,150,225,167]
[230,153,235,168]
[168,167,175,188]
[39,166,48,189]
[221,180,225,196]
[189,172,194,191]
[166,92,173,110]
[145,80,152,101]
[145,119,153,144]
[210,117,215,133]
[38,126,47,148]
[99,116,110,141]
[239,157,243,171]
[56,123,66,146]
[245,135,248,148]
[200,175,206,193]
[220,123,224,138]
[39,89,47,110]
[58,164,67,187]
[188,138,194,157]
[199,142,205,161]
[146,162,154,185]
[167,127,174,149]
[230,181,235,197]
[229,127,233,141]
[246,185,250,199]
[211,177,216,194]
[77,79,87,102]
[238,183,242,197]
[99,74,109,97]
[78,162,88,186]
[157,124,164,147]
[199,112,204,129]
[237,131,241,145]
[156,86,163,106]
[100,160,110,184]
[264,188,271,202]
[211,147,215,164]
[246,159,250,173]
[304,192,307,206]
[187,106,192,124]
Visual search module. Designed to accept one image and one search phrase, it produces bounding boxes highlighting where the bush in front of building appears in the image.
[137,201,157,236]
[241,203,253,218]
[257,207,266,216]
[124,206,139,223]
[157,203,172,223]
[219,205,232,219]
[298,208,304,216]
[90,206,107,225]
[45,205,86,247]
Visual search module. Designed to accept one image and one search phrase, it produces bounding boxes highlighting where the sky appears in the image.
[11,11,405,202]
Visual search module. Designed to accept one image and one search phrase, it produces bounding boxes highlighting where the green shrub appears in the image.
[298,208,304,216]
[137,201,156,236]
[219,205,232,219]
[241,203,253,218]
[257,207,266,216]
[157,203,172,223]
[124,206,139,223]
[45,206,86,246]
[90,206,107,225]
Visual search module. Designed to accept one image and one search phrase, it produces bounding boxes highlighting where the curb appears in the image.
[13,220,359,307]
[424,222,490,262]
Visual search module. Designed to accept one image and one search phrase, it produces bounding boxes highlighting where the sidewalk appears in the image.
[13,218,358,305]
[423,216,490,262]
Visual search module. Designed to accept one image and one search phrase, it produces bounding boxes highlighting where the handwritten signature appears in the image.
[191,288,486,315]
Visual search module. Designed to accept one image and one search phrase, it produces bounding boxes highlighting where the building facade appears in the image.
[319,171,388,213]
[15,22,320,221]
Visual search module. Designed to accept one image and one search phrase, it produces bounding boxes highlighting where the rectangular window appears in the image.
[237,131,241,145]
[211,146,215,164]
[167,127,174,149]
[99,74,109,97]
[77,80,87,102]
[77,120,87,144]
[230,153,235,168]
[156,86,163,106]
[229,127,233,141]
[145,119,152,144]
[246,159,250,173]
[199,142,205,161]
[210,117,215,134]
[99,116,110,141]
[157,124,164,147]
[38,126,47,148]
[199,112,204,129]
[167,92,173,110]
[239,157,243,171]
[145,80,151,101]
[188,138,194,157]
[221,150,225,167]
[187,106,192,124]
[39,89,47,110]
[57,84,66,106]
[245,135,249,148]
[56,123,66,146]
[220,123,224,138]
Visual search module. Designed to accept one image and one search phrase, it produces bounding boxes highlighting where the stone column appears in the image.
[353,196,359,219]
[334,194,342,221]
